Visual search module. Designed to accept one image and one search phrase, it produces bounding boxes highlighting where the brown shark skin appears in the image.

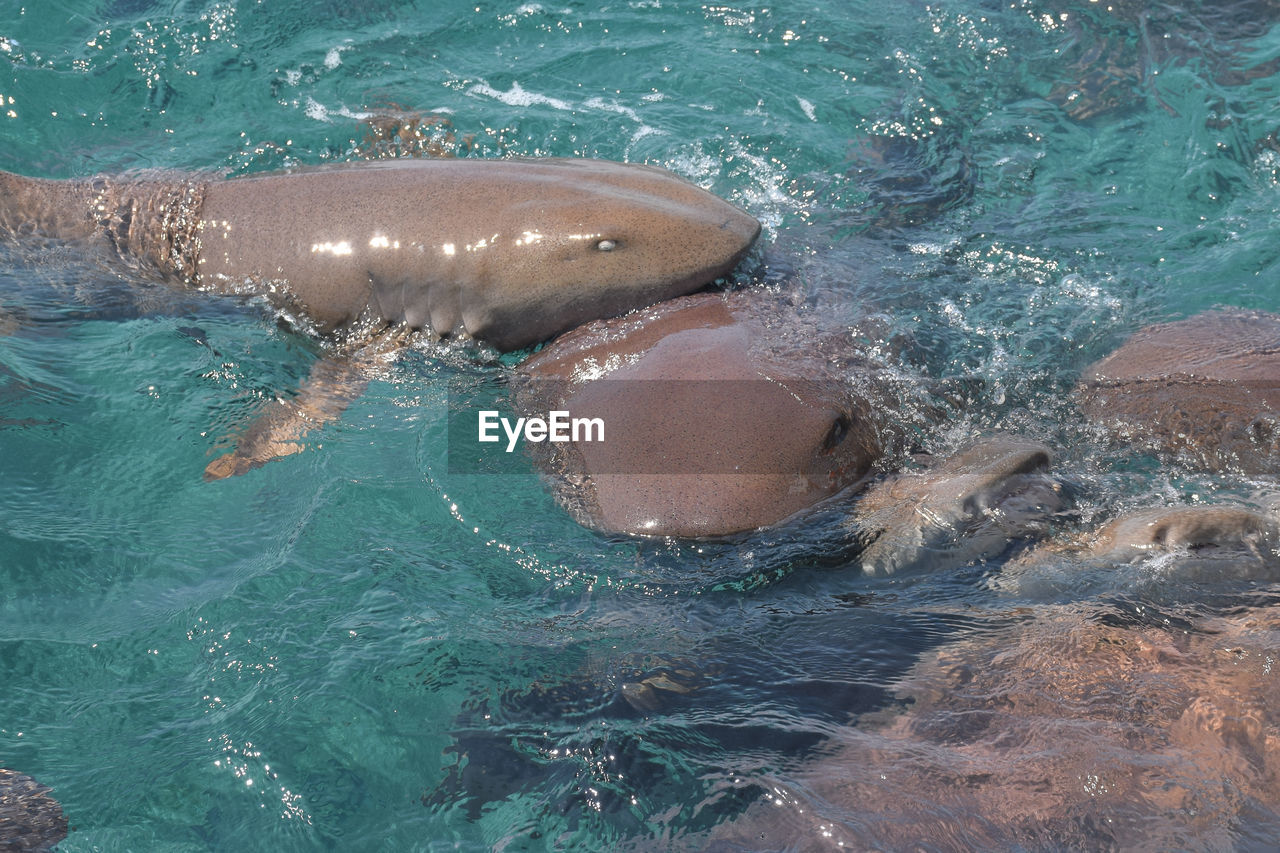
[0,159,761,352]
[518,292,888,538]
[1078,309,1280,475]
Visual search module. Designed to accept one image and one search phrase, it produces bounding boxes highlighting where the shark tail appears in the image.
[0,169,205,279]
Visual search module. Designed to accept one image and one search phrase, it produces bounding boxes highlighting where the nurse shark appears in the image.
[515,291,900,538]
[0,158,760,476]
[0,159,759,350]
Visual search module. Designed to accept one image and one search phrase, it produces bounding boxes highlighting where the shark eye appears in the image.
[821,413,851,454]
[596,239,619,252]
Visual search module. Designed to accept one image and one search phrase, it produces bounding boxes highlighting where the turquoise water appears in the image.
[5,0,1280,849]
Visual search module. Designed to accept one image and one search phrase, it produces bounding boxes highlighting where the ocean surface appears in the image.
[4,0,1280,849]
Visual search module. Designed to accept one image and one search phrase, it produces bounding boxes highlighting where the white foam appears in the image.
[583,96,641,124]
[717,138,802,230]
[468,80,574,112]
[304,97,327,121]
[324,44,350,70]
[303,96,371,123]
[625,124,664,152]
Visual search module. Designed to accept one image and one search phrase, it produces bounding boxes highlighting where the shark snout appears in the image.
[718,209,762,269]
[680,202,761,284]
[723,208,762,244]
[709,197,761,251]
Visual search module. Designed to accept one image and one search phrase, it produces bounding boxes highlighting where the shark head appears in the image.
[518,293,884,538]
[451,159,762,351]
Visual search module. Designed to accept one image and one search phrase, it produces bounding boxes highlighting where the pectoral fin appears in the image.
[203,326,411,480]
